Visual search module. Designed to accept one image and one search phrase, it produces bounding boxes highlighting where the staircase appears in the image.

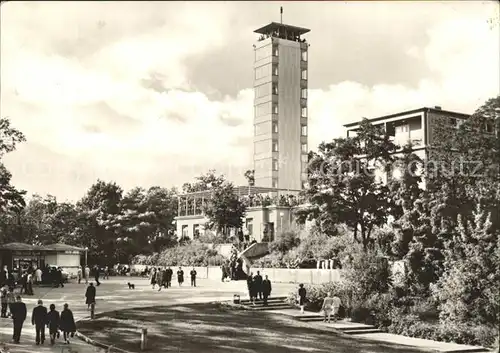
[295,314,382,334]
[239,296,294,311]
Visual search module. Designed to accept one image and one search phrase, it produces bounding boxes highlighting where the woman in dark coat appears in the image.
[46,304,60,345]
[85,283,96,310]
[150,268,157,289]
[60,303,76,344]
[298,283,307,314]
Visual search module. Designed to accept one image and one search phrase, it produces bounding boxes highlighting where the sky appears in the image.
[1,1,499,202]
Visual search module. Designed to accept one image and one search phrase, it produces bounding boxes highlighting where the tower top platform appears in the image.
[254,22,310,42]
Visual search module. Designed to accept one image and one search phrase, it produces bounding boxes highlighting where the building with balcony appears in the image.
[343,106,474,185]
[253,22,310,190]
[175,186,303,241]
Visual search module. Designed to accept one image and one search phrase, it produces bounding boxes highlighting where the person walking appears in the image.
[262,275,272,306]
[190,268,197,287]
[84,266,90,284]
[253,271,263,300]
[150,268,157,289]
[77,267,82,284]
[166,266,173,288]
[0,285,8,318]
[46,304,60,345]
[220,264,227,282]
[19,272,28,294]
[177,267,184,287]
[60,303,76,344]
[298,284,307,314]
[26,272,34,295]
[157,267,165,291]
[246,272,254,303]
[35,267,42,285]
[162,267,169,289]
[93,266,100,286]
[6,287,15,318]
[11,295,27,344]
[32,299,47,345]
[85,283,96,310]
[103,266,109,280]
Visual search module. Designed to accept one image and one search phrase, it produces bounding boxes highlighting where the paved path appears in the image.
[270,309,490,353]
[0,277,295,353]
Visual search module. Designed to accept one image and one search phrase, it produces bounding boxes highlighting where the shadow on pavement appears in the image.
[77,303,424,353]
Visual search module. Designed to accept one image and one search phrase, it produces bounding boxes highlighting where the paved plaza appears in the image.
[0,277,295,353]
[0,277,489,353]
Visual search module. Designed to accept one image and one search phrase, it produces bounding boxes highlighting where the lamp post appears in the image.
[84,247,88,268]
[279,212,284,233]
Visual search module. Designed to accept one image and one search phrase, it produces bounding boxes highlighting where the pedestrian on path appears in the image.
[77,267,82,284]
[177,267,184,286]
[321,292,335,323]
[262,275,272,306]
[32,299,47,345]
[35,267,42,284]
[190,268,197,287]
[298,284,307,314]
[254,271,263,300]
[157,268,165,291]
[84,266,90,284]
[0,285,8,318]
[26,272,34,295]
[60,303,76,344]
[246,272,254,304]
[150,268,157,289]
[85,283,96,310]
[162,267,169,289]
[93,265,101,286]
[11,295,27,344]
[104,266,109,280]
[46,304,60,345]
[6,288,15,318]
[166,266,173,288]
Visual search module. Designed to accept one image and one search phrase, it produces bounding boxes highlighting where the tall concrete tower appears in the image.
[252,15,310,191]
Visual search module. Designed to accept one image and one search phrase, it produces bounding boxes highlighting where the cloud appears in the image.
[1,1,498,201]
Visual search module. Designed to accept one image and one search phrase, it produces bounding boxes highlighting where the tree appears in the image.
[297,119,397,248]
[432,206,499,326]
[244,169,255,186]
[202,181,246,238]
[0,118,27,243]
[182,169,226,193]
[74,180,123,264]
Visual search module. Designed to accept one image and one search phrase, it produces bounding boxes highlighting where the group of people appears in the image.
[7,295,76,345]
[149,267,198,289]
[246,271,272,305]
[76,265,107,286]
[296,283,342,323]
[0,265,66,296]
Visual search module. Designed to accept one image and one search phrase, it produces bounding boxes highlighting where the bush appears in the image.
[268,230,301,254]
[388,315,498,348]
[132,241,225,267]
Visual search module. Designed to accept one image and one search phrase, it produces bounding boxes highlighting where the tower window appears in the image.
[301,88,307,99]
[301,69,308,80]
[301,50,308,62]
[273,64,278,76]
[301,125,308,136]
[272,141,278,152]
[272,122,278,133]
[272,104,278,114]
[272,179,278,188]
[301,107,307,118]
[272,159,279,171]
[273,46,279,57]
[272,83,278,95]
[486,123,493,133]
[301,143,308,153]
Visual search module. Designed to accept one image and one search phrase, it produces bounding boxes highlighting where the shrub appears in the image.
[388,315,498,348]
[252,251,287,268]
[132,241,225,267]
[268,229,301,254]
